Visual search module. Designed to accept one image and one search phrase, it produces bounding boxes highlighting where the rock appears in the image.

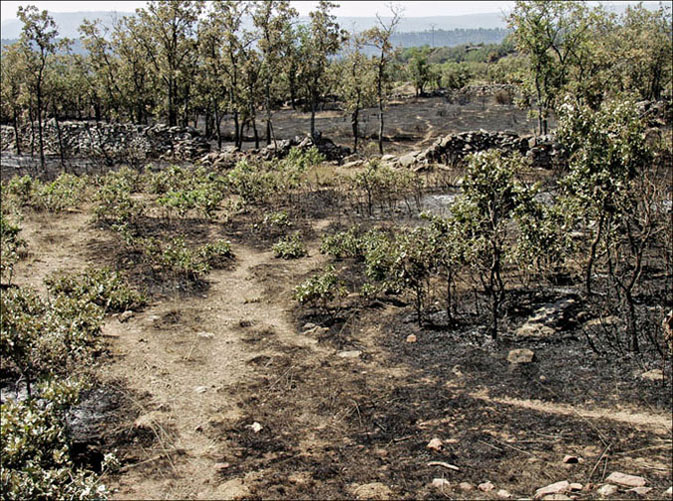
[119,310,134,323]
[665,486,672,496]
[641,369,664,381]
[515,323,556,338]
[569,482,583,491]
[478,481,495,492]
[563,455,581,464]
[541,495,571,500]
[585,315,621,328]
[627,487,652,496]
[248,422,262,433]
[194,386,208,393]
[507,348,536,364]
[458,482,474,491]
[381,154,396,162]
[497,488,512,498]
[197,332,215,340]
[534,480,570,499]
[288,472,310,486]
[406,334,417,343]
[351,482,393,500]
[337,350,362,358]
[596,484,619,496]
[426,438,443,451]
[214,462,230,472]
[398,152,420,168]
[431,478,450,489]
[302,322,317,332]
[604,472,646,488]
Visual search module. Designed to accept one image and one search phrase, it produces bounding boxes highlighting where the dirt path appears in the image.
[106,242,329,499]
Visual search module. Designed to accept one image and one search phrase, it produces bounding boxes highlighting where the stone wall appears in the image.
[0,121,210,161]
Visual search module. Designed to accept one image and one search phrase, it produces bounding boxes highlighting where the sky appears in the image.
[1,1,524,21]
[0,0,656,21]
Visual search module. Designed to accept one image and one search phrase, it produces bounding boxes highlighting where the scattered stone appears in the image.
[426,438,443,451]
[478,481,495,492]
[627,487,652,496]
[605,472,647,488]
[119,310,134,323]
[194,386,208,393]
[596,484,619,497]
[337,350,362,359]
[563,455,580,464]
[431,478,451,489]
[569,483,583,491]
[351,482,393,500]
[507,348,536,364]
[541,495,571,500]
[214,462,231,472]
[288,472,310,486]
[585,316,621,328]
[248,422,262,433]
[197,332,215,340]
[534,480,570,499]
[497,488,512,498]
[641,369,664,381]
[458,482,474,491]
[515,297,577,338]
[665,486,672,496]
[302,322,317,332]
[427,461,460,471]
[406,334,417,343]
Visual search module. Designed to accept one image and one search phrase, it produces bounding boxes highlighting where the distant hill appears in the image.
[1,11,128,39]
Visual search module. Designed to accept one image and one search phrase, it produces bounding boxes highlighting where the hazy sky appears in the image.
[0,0,654,21]
[0,1,523,21]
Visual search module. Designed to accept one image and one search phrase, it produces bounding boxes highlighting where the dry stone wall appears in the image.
[0,121,210,161]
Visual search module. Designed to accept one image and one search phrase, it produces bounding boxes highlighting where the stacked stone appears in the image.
[0,121,210,161]
[260,134,351,162]
[420,130,529,166]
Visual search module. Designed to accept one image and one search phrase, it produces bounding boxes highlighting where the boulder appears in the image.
[507,349,536,364]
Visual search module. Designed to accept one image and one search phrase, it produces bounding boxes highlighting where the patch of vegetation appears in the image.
[272,233,307,259]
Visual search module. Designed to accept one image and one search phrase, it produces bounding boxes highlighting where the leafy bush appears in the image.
[36,173,87,212]
[93,181,145,230]
[320,226,365,260]
[0,214,26,285]
[45,268,145,313]
[139,237,210,280]
[259,211,292,230]
[1,287,103,395]
[293,266,346,312]
[198,240,234,268]
[1,379,110,500]
[273,233,307,259]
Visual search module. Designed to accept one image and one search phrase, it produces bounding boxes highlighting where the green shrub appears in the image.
[0,214,26,285]
[320,226,364,260]
[36,173,87,212]
[1,379,111,500]
[293,265,346,312]
[1,287,103,395]
[45,268,145,313]
[273,233,307,259]
[198,240,234,268]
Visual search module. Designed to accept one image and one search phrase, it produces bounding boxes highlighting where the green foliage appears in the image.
[93,175,145,230]
[259,211,292,230]
[1,379,109,501]
[0,214,26,285]
[1,287,103,394]
[35,174,87,212]
[351,160,423,216]
[320,226,365,260]
[45,268,145,313]
[293,265,346,311]
[198,240,234,268]
[273,232,307,259]
[1,173,86,213]
[139,237,210,280]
